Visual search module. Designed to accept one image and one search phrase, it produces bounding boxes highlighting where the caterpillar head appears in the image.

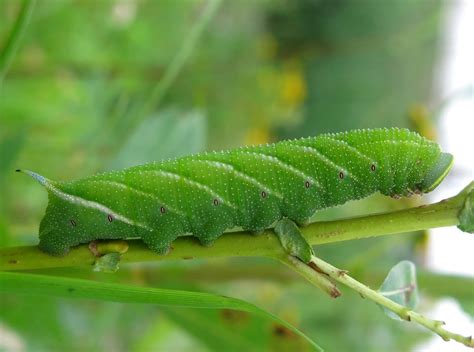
[417,152,454,193]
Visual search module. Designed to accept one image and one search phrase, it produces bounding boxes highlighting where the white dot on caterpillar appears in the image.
[160,206,166,214]
[261,191,267,198]
[304,180,311,188]
[107,214,114,222]
[370,164,376,172]
[70,219,77,227]
[338,171,344,179]
[213,199,219,206]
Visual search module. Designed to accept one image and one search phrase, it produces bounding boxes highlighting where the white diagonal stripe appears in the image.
[143,169,238,210]
[243,151,323,189]
[350,140,430,150]
[321,136,375,164]
[193,158,284,199]
[86,179,186,217]
[289,144,360,183]
[40,180,152,231]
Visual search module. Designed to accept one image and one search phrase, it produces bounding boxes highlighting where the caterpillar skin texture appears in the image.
[21,128,453,256]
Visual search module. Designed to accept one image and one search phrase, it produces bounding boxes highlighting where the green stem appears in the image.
[278,254,341,298]
[126,0,221,132]
[300,181,471,245]
[0,0,36,87]
[87,0,222,170]
[0,182,471,271]
[309,255,474,348]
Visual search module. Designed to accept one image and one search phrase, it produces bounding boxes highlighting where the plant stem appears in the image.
[0,182,471,271]
[126,0,222,132]
[278,255,341,298]
[86,0,223,168]
[0,0,36,87]
[309,255,474,348]
[300,181,472,245]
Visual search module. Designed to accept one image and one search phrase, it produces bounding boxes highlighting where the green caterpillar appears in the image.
[19,128,453,256]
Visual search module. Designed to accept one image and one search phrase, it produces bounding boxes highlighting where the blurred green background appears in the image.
[1,0,471,351]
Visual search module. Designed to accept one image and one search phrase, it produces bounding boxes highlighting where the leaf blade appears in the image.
[378,260,419,320]
[0,271,322,351]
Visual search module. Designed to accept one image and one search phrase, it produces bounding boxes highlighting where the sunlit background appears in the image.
[419,0,473,351]
[0,0,472,351]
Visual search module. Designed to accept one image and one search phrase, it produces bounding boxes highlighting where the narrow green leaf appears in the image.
[378,260,419,320]
[0,0,36,86]
[0,272,322,351]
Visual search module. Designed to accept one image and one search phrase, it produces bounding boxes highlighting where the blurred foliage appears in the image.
[1,0,470,351]
[109,109,207,170]
[267,0,444,137]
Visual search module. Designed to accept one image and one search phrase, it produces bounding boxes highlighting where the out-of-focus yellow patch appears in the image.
[414,229,430,263]
[244,126,271,145]
[280,63,307,107]
[408,104,437,141]
[254,59,306,128]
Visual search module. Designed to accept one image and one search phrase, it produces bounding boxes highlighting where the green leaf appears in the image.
[0,272,322,351]
[108,109,206,170]
[378,260,419,320]
[132,311,210,352]
[457,186,473,233]
[160,307,265,352]
[160,304,315,352]
[274,219,313,263]
[93,253,122,273]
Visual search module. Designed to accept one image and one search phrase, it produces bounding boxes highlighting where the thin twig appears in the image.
[310,255,473,348]
[85,0,223,168]
[279,255,341,298]
[143,0,222,109]
[123,0,222,138]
